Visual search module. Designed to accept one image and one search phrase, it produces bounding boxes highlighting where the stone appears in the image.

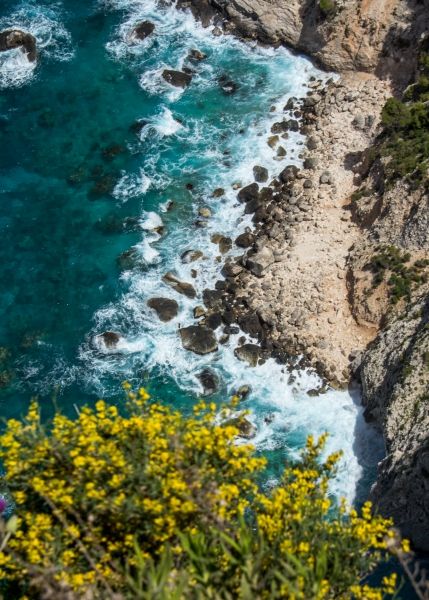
[205,312,223,330]
[222,261,243,278]
[277,146,287,157]
[199,207,212,218]
[162,272,196,298]
[237,183,259,203]
[307,136,318,150]
[212,26,223,36]
[162,69,192,88]
[234,343,261,367]
[253,165,269,183]
[271,121,289,134]
[236,385,251,400]
[245,246,275,277]
[224,416,256,439]
[219,236,232,254]
[212,187,225,197]
[197,368,219,395]
[147,297,179,322]
[188,48,207,61]
[320,171,333,184]
[304,157,318,170]
[132,21,155,41]
[0,29,37,62]
[238,313,263,338]
[180,325,218,355]
[203,289,223,310]
[235,231,254,248]
[181,250,203,263]
[352,114,366,129]
[267,135,279,148]
[194,306,206,318]
[279,165,299,183]
[93,331,123,353]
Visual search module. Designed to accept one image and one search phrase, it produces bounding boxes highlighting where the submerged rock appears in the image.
[147,297,179,322]
[197,368,219,395]
[162,69,192,88]
[180,326,218,355]
[162,272,196,298]
[0,29,37,62]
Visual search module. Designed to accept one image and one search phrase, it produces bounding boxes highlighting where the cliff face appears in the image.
[179,0,429,84]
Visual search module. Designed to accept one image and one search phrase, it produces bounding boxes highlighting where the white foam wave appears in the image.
[113,169,151,202]
[0,4,74,89]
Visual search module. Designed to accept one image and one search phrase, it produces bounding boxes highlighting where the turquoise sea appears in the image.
[0,0,385,504]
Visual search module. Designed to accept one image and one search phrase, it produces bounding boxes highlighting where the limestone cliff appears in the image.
[178,0,429,84]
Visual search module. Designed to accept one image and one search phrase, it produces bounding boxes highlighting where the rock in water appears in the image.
[237,183,259,203]
[224,415,256,439]
[197,368,219,395]
[132,21,155,41]
[162,272,196,299]
[147,298,179,322]
[93,331,123,353]
[180,326,218,355]
[253,165,269,183]
[0,29,37,62]
[188,48,207,61]
[234,343,261,367]
[162,69,192,88]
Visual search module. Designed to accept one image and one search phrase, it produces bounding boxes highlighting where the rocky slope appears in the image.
[174,0,429,550]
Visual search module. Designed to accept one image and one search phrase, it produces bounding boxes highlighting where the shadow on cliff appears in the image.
[375,0,429,88]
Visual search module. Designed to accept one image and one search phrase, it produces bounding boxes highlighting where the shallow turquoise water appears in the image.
[0,0,384,502]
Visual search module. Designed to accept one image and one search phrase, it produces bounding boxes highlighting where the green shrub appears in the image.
[0,388,407,599]
[319,0,337,17]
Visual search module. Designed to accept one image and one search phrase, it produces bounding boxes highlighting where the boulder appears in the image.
[180,326,218,355]
[234,343,261,367]
[224,415,256,439]
[238,313,263,338]
[147,297,179,322]
[271,121,289,134]
[188,48,207,61]
[235,231,254,248]
[212,187,225,197]
[93,331,123,353]
[219,236,232,254]
[267,135,279,148]
[162,272,196,298]
[202,289,223,310]
[181,249,203,263]
[237,183,259,203]
[197,368,219,395]
[253,165,268,183]
[132,21,155,41]
[0,29,37,62]
[193,306,206,318]
[279,164,299,183]
[245,246,274,277]
[162,69,192,88]
[236,385,252,400]
[205,312,223,330]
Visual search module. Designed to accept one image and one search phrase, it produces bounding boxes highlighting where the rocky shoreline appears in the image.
[169,0,429,551]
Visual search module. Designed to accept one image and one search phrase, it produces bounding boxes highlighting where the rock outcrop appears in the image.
[176,0,429,85]
[0,29,37,62]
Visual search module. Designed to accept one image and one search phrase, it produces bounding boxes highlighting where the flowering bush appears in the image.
[0,386,404,599]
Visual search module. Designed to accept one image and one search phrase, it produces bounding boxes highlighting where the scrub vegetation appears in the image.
[0,386,409,599]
